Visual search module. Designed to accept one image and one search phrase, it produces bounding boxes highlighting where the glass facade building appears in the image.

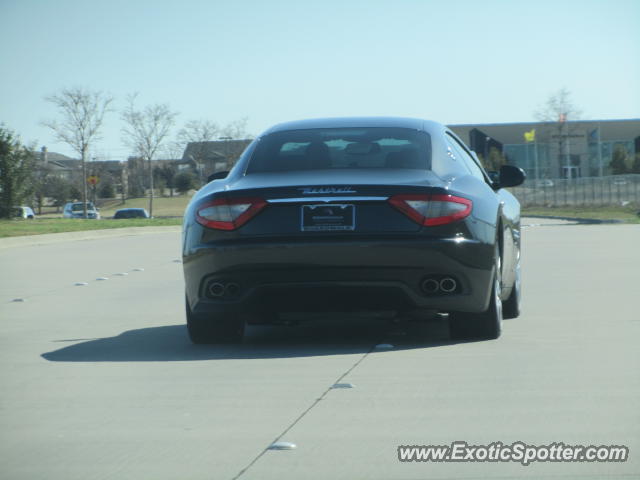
[450,119,640,179]
[503,143,552,180]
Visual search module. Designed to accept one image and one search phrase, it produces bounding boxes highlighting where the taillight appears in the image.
[195,197,267,230]
[388,194,472,226]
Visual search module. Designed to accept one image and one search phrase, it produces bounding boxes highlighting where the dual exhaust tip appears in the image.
[208,282,240,298]
[421,276,458,295]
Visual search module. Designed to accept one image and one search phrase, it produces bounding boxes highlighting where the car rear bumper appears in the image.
[183,236,495,317]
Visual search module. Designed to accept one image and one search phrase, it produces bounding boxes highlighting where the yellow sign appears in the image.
[87,175,99,186]
[524,129,536,143]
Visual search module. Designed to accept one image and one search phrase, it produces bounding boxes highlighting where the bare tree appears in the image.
[121,93,178,217]
[535,87,582,123]
[220,117,250,140]
[178,119,220,144]
[43,87,113,218]
[535,88,584,179]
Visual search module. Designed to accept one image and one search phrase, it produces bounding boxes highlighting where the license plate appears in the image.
[301,204,355,231]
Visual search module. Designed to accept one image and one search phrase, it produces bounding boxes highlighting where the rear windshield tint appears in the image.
[71,203,95,212]
[246,127,431,173]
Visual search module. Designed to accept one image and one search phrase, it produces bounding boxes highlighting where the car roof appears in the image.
[261,117,443,136]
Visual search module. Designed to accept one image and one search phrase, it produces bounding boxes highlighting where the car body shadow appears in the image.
[42,316,474,362]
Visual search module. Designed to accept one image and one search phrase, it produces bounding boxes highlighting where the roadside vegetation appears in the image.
[0,217,181,238]
[1,194,190,238]
[522,205,640,223]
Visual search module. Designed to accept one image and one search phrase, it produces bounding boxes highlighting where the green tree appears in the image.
[0,127,36,218]
[154,164,177,196]
[43,176,74,212]
[99,181,115,198]
[610,145,630,174]
[32,169,48,215]
[174,171,195,194]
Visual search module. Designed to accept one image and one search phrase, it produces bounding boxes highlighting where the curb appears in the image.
[0,226,181,250]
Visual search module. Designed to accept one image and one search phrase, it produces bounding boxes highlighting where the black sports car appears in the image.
[182,117,525,343]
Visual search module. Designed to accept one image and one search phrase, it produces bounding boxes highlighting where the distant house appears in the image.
[36,147,75,180]
[36,147,130,196]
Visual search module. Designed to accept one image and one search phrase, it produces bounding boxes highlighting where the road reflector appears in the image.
[96,277,109,281]
[132,268,145,272]
[332,383,355,389]
[12,298,25,302]
[268,441,296,450]
[74,282,88,286]
[114,273,128,276]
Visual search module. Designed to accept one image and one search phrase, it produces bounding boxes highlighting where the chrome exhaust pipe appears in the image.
[208,282,226,297]
[225,283,240,296]
[421,278,440,294]
[439,277,457,293]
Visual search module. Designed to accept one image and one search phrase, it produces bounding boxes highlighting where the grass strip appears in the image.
[0,218,182,238]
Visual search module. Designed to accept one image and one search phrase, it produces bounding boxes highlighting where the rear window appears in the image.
[246,127,431,173]
[71,203,96,212]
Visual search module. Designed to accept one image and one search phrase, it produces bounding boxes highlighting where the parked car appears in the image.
[63,202,100,219]
[612,177,628,186]
[182,117,525,344]
[535,179,554,187]
[113,208,150,219]
[13,206,35,219]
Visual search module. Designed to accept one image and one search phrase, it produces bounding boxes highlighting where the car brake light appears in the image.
[195,197,267,230]
[388,194,472,226]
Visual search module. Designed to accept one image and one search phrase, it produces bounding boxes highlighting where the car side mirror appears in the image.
[495,165,526,189]
[487,171,500,184]
[207,171,229,182]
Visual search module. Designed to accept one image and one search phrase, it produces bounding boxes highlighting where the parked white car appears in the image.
[535,179,554,187]
[13,206,36,219]
[63,202,101,219]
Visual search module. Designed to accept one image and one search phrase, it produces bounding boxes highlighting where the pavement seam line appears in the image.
[230,342,379,480]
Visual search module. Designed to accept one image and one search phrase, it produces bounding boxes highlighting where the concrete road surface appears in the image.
[1,222,638,479]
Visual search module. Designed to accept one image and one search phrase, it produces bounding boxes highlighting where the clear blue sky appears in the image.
[1,0,639,160]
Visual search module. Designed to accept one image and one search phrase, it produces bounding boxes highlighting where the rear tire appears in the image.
[502,259,521,319]
[186,297,244,344]
[449,246,502,340]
